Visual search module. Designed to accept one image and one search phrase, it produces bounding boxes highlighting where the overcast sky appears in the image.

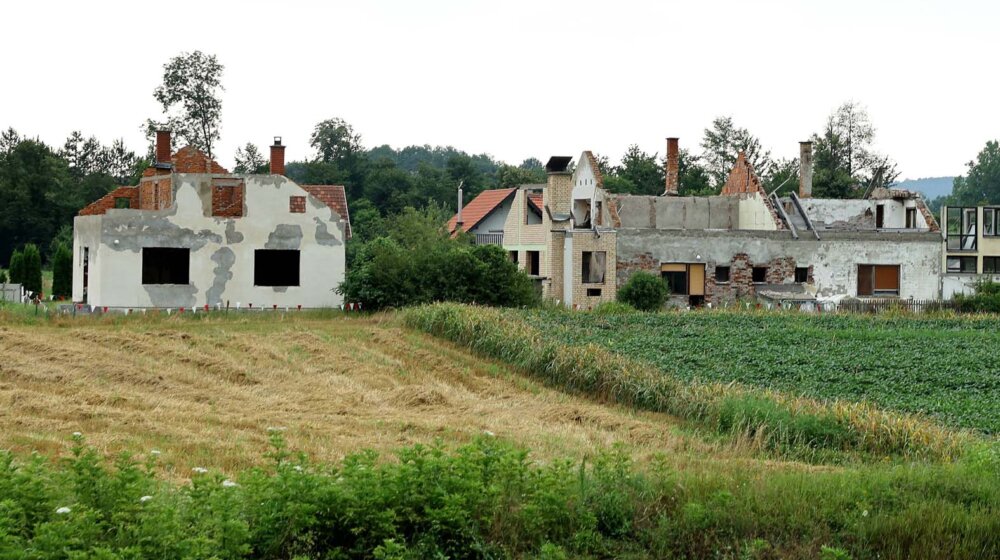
[2,0,997,179]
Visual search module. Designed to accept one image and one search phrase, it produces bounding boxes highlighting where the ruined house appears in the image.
[451,139,942,308]
[73,131,350,309]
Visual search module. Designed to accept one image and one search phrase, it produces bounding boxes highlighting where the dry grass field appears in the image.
[0,312,769,478]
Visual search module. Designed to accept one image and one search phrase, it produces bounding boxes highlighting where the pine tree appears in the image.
[8,249,23,285]
[20,244,42,295]
[51,243,73,298]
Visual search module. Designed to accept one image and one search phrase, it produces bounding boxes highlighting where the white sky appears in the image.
[1,0,997,179]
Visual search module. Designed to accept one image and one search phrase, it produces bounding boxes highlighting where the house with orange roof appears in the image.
[73,131,350,310]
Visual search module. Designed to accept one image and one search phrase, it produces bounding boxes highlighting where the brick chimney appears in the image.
[155,130,172,166]
[665,137,679,196]
[799,141,813,198]
[270,136,285,175]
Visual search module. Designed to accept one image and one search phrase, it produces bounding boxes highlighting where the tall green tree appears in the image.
[762,158,800,196]
[51,243,72,298]
[147,51,224,159]
[813,102,899,197]
[20,243,42,295]
[700,116,773,189]
[676,150,714,196]
[616,145,665,195]
[233,142,268,174]
[8,249,23,285]
[949,140,1000,206]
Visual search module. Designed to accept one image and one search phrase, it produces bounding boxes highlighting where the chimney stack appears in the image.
[155,130,172,166]
[456,181,464,230]
[665,137,679,195]
[270,136,285,175]
[799,141,813,198]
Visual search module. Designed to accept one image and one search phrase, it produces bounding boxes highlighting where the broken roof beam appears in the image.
[770,193,799,239]
[789,192,821,240]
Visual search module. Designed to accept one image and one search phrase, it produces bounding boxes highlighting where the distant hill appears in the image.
[894,176,955,200]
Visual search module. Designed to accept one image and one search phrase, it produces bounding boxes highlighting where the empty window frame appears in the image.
[795,267,809,283]
[254,250,300,287]
[984,256,1000,274]
[581,251,606,284]
[946,207,977,251]
[586,288,602,297]
[715,266,731,283]
[142,248,190,285]
[946,256,977,274]
[984,208,999,237]
[875,205,885,228]
[114,197,131,209]
[752,266,768,283]
[905,207,918,229]
[857,264,900,296]
[526,250,540,276]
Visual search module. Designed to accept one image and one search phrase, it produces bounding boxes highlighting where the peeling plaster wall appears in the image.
[738,193,779,230]
[73,173,347,309]
[616,229,941,301]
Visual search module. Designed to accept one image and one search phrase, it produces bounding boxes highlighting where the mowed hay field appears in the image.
[0,312,735,476]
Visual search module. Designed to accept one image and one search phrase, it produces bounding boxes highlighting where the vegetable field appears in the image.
[525,310,1000,433]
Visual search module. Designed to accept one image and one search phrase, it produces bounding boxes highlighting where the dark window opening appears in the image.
[255,250,300,286]
[984,256,1000,274]
[114,197,131,209]
[715,266,730,283]
[142,248,190,285]
[905,207,917,228]
[795,267,809,283]
[689,295,705,307]
[875,205,885,228]
[752,266,768,283]
[527,251,540,276]
[662,271,686,295]
[595,201,603,226]
[946,256,977,274]
[984,208,998,236]
[509,251,519,265]
[586,288,602,297]
[581,251,606,283]
[858,264,900,296]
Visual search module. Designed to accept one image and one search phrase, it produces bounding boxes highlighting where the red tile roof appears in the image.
[447,188,517,235]
[527,192,543,214]
[302,185,352,239]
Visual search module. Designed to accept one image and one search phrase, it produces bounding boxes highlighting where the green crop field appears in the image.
[523,310,1000,433]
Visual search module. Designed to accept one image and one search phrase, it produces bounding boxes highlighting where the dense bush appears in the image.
[954,280,1000,313]
[50,243,72,298]
[616,271,666,311]
[8,244,42,294]
[0,433,997,559]
[7,248,23,285]
[339,207,538,310]
[0,269,6,284]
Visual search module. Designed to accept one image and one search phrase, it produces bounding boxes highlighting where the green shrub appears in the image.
[0,269,6,284]
[954,280,1000,314]
[591,301,637,315]
[18,244,42,295]
[8,248,23,285]
[51,243,72,298]
[617,271,666,311]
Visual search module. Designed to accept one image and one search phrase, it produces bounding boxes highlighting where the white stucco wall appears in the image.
[73,173,347,309]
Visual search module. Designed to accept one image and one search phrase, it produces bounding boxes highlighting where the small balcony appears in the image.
[474,232,504,246]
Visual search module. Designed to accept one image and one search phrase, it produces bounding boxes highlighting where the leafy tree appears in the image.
[762,158,800,196]
[812,127,855,199]
[363,159,415,215]
[948,140,1000,206]
[617,271,666,311]
[446,154,486,199]
[0,127,20,155]
[147,51,224,159]
[616,145,664,195]
[48,225,72,266]
[700,116,773,189]
[51,242,72,298]
[519,157,544,171]
[813,102,899,197]
[677,149,714,196]
[234,143,268,174]
[19,243,42,295]
[496,164,544,189]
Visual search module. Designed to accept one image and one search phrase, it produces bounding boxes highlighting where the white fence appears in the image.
[0,283,23,302]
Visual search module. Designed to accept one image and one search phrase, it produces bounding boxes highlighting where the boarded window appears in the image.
[795,267,809,283]
[255,250,300,287]
[142,248,190,285]
[858,264,900,296]
[715,266,730,282]
[946,256,977,273]
[752,267,768,283]
[581,251,606,284]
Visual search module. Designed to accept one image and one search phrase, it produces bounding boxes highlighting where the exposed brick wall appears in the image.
[138,177,172,211]
[568,231,618,309]
[211,179,245,217]
[78,186,140,216]
[721,152,764,195]
[173,146,228,174]
[289,196,306,213]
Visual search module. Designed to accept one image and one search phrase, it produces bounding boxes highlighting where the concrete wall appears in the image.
[614,195,751,230]
[738,193,779,230]
[73,173,347,309]
[801,198,929,230]
[616,229,941,302]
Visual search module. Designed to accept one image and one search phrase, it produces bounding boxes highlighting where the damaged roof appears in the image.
[301,185,352,239]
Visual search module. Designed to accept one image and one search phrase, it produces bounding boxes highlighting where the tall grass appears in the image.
[1,433,996,559]
[403,303,970,461]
